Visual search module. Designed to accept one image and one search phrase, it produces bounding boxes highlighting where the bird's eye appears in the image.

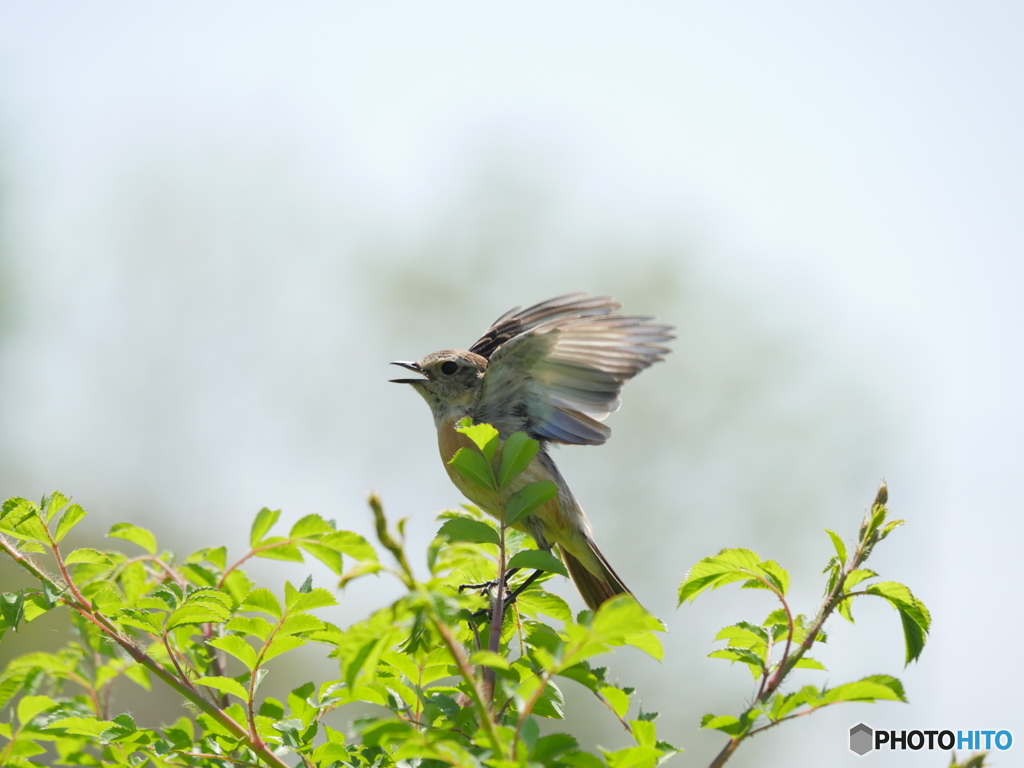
[440,361,459,376]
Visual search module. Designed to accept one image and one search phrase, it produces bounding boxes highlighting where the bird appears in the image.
[390,292,673,609]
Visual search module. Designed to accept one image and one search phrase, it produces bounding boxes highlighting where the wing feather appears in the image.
[472,294,673,445]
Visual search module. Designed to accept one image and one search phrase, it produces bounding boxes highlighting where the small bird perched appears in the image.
[390,293,673,609]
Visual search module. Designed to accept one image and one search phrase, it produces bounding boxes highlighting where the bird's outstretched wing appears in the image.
[471,294,674,445]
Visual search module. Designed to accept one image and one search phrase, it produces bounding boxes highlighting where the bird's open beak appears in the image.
[389,361,427,384]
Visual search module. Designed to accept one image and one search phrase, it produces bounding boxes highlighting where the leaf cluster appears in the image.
[0,431,674,768]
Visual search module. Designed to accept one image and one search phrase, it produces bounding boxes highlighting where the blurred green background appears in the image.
[1,4,1021,766]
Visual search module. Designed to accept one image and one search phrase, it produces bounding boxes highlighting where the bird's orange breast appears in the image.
[435,418,577,542]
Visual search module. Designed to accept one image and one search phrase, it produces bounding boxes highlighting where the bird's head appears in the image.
[390,349,488,423]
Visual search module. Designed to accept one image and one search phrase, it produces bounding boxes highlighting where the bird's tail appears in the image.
[559,539,632,610]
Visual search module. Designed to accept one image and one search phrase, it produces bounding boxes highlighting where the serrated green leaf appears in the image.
[843,568,877,591]
[759,560,790,595]
[507,549,568,577]
[497,431,540,488]
[437,517,499,544]
[448,447,496,490]
[821,675,905,704]
[262,635,306,663]
[678,548,765,604]
[505,481,558,527]
[279,613,324,636]
[64,548,113,566]
[250,508,280,546]
[41,492,70,523]
[166,600,232,630]
[208,636,258,670]
[226,616,276,641]
[600,685,631,718]
[865,581,931,663]
[17,694,55,725]
[715,623,768,648]
[319,531,378,562]
[2,503,49,543]
[793,657,827,670]
[1,592,26,631]
[108,523,157,555]
[54,504,87,543]
[624,631,664,661]
[242,589,283,619]
[825,529,847,565]
[469,651,511,669]
[455,420,500,460]
[630,719,657,748]
[515,590,572,621]
[284,584,336,613]
[195,675,251,700]
[289,514,334,539]
[252,537,305,562]
[298,542,342,575]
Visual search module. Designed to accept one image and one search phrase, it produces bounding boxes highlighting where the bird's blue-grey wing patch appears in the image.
[474,297,674,445]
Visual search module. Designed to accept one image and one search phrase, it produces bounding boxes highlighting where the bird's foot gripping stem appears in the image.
[461,568,545,620]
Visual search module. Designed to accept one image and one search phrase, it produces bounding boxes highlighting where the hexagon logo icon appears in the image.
[850,723,873,755]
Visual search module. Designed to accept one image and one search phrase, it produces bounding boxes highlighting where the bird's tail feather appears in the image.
[559,540,631,610]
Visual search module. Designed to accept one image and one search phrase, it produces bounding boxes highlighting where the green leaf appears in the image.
[469,651,511,669]
[195,675,251,700]
[165,602,232,630]
[208,636,258,670]
[455,420,500,459]
[283,583,337,613]
[448,447,496,490]
[298,542,342,575]
[715,623,768,648]
[497,431,540,488]
[17,694,56,725]
[700,714,745,735]
[709,648,765,677]
[821,675,905,704]
[226,616,276,641]
[262,635,306,663]
[844,569,877,591]
[65,548,113,566]
[865,581,931,664]
[600,685,631,718]
[793,657,827,670]
[54,504,87,543]
[505,481,558,527]
[1,592,26,631]
[630,719,656,748]
[507,549,568,577]
[319,531,378,562]
[289,514,334,539]
[678,548,764,603]
[759,560,790,595]
[437,517,499,545]
[1,501,49,543]
[515,590,572,621]
[825,529,847,565]
[250,508,280,546]
[252,537,305,562]
[242,588,283,619]
[108,523,157,555]
[41,492,70,523]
